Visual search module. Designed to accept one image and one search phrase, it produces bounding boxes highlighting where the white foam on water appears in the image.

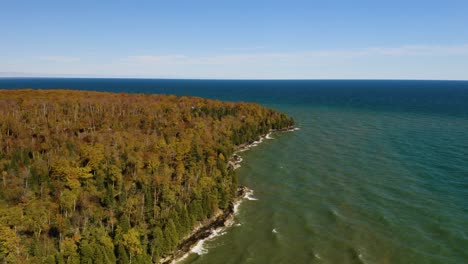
[357,248,370,264]
[190,239,208,255]
[243,189,258,201]
[331,208,343,218]
[234,189,257,214]
[189,228,228,257]
[233,199,242,214]
[235,132,272,153]
[251,137,264,146]
[245,195,258,201]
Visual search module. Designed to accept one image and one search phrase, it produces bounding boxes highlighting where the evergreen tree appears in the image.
[0,89,294,262]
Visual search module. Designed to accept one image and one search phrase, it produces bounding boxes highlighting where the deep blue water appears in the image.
[1,78,468,118]
[1,78,468,263]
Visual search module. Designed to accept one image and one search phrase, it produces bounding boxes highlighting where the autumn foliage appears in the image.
[0,89,294,263]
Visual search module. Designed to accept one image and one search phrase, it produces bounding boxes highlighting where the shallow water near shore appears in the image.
[182,107,468,264]
[1,79,468,263]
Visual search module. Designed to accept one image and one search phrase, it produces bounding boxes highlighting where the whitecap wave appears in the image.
[234,189,257,214]
[190,228,227,256]
[251,137,264,146]
[243,189,258,201]
[331,208,343,218]
[191,239,208,255]
[233,200,242,214]
[183,187,256,261]
[246,195,258,201]
[235,134,270,153]
[357,248,369,264]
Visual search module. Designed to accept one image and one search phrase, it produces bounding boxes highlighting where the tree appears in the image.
[121,228,143,263]
[0,225,20,263]
[0,89,295,261]
[150,226,164,262]
[60,237,80,264]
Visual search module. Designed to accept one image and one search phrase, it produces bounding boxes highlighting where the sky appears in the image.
[1,0,468,80]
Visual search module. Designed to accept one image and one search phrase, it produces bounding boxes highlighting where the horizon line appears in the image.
[1,76,468,82]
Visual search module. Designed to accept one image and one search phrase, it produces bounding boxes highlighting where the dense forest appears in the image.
[0,89,294,263]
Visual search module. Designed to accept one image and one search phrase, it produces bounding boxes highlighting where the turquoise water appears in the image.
[183,107,468,264]
[1,79,467,263]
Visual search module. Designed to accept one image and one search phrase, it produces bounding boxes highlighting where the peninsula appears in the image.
[0,89,294,263]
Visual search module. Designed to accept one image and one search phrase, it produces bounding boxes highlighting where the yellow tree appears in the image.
[0,225,21,263]
[121,228,143,263]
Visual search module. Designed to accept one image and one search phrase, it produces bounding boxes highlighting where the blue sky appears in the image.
[1,0,468,79]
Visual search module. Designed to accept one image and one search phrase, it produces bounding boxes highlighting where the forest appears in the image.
[0,89,294,263]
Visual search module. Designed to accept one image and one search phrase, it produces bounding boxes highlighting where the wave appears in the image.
[173,229,228,263]
[190,239,208,255]
[190,229,227,256]
[243,189,259,201]
[173,188,255,263]
[331,208,340,217]
[236,127,299,153]
[326,207,343,220]
[233,188,257,215]
[347,247,368,264]
[357,247,371,264]
[233,199,242,215]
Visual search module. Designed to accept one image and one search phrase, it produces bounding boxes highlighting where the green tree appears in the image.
[0,89,294,262]
[60,237,80,264]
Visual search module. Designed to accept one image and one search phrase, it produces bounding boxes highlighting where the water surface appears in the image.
[1,78,467,263]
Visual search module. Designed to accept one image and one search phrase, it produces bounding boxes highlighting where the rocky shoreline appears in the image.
[159,186,251,264]
[160,127,297,264]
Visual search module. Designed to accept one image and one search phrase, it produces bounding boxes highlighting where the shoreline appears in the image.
[160,186,252,264]
[160,127,298,264]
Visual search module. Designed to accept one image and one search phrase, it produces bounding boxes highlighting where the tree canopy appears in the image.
[0,89,294,263]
